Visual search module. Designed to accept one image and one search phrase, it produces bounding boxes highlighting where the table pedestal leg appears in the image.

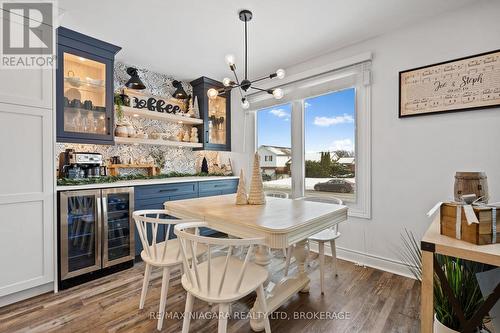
[250,240,310,332]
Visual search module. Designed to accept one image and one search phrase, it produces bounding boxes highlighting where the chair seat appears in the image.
[141,239,206,267]
[181,256,268,303]
[308,229,341,242]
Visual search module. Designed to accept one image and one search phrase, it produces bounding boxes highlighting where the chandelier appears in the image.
[207,9,286,109]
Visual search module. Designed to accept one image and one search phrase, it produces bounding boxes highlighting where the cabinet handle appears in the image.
[213,184,226,188]
[107,117,111,135]
[205,130,209,143]
[159,188,178,193]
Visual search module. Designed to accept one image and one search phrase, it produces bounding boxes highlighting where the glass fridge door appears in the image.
[60,190,101,280]
[102,188,135,267]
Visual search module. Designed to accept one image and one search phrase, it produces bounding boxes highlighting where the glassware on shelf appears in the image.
[63,52,107,135]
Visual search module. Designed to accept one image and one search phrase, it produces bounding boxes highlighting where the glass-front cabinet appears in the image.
[56,27,121,144]
[190,77,231,151]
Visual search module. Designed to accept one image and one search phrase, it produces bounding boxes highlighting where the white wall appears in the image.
[231,1,500,276]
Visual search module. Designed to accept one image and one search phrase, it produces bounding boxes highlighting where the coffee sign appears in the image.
[399,50,500,117]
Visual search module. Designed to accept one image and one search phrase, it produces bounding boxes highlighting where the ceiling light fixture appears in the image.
[208,9,286,109]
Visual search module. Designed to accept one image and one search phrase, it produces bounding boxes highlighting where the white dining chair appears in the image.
[265,191,290,258]
[284,196,343,295]
[133,210,205,331]
[175,221,271,333]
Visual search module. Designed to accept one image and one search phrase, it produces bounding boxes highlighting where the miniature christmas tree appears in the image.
[192,96,200,118]
[248,152,266,205]
[235,169,248,205]
[201,157,209,174]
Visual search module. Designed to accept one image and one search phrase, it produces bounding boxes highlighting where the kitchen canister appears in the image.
[454,171,489,203]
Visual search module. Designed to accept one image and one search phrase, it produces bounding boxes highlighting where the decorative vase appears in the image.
[126,124,135,138]
[433,315,459,333]
[114,124,128,138]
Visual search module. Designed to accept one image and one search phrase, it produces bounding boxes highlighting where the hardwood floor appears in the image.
[0,252,420,333]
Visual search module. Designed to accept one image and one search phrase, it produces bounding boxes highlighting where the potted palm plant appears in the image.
[400,229,487,332]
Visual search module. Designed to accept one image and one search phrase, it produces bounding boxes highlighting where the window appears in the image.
[251,57,371,218]
[304,88,356,202]
[257,103,292,194]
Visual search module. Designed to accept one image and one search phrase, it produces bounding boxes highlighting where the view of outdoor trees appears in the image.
[305,150,355,178]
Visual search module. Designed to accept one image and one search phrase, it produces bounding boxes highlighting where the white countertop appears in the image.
[56,176,239,191]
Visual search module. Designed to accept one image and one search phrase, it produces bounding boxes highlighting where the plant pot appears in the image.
[434,315,459,333]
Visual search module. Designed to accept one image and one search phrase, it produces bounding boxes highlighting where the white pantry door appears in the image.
[0,9,54,301]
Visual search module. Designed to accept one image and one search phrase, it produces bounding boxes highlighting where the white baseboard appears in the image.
[0,283,53,308]
[308,241,416,280]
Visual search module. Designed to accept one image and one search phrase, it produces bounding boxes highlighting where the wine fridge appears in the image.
[58,187,134,289]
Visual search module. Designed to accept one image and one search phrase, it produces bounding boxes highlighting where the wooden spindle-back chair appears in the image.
[132,210,205,331]
[175,221,271,333]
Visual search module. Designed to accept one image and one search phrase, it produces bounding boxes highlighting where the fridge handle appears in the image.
[96,192,103,268]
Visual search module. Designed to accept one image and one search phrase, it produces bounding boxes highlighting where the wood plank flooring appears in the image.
[0,252,420,333]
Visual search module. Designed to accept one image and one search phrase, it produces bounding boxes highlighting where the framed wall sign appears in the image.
[399,50,500,117]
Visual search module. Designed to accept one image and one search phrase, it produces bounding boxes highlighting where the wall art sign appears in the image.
[399,50,500,117]
[124,88,187,115]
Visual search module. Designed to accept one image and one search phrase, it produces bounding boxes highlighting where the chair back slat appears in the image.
[217,246,232,296]
[235,244,254,292]
[175,222,264,297]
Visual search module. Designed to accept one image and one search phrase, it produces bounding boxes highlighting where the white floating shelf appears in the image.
[115,136,203,148]
[121,106,203,125]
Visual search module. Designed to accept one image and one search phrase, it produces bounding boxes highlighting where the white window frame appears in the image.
[249,54,371,218]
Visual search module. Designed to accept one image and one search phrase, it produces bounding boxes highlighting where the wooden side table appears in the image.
[421,216,500,332]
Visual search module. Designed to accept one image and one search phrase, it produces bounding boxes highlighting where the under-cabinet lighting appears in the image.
[133,114,139,117]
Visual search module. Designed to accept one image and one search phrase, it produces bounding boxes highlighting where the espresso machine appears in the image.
[59,149,105,179]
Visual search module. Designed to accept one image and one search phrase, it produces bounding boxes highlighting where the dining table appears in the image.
[165,193,348,332]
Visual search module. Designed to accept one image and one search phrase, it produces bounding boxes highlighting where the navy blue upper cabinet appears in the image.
[190,77,231,151]
[56,27,121,145]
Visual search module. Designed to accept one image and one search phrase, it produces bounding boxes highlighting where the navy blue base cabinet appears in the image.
[133,179,238,258]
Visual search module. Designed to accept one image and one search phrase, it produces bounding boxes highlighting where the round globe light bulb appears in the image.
[225,54,235,66]
[272,88,284,99]
[207,88,218,99]
[276,68,286,79]
[222,77,232,87]
[241,98,250,109]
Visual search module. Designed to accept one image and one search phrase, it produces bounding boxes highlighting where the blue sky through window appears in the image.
[257,88,355,161]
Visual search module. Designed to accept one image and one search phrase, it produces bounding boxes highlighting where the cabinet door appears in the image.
[56,45,114,144]
[102,188,134,267]
[0,103,54,297]
[0,10,53,109]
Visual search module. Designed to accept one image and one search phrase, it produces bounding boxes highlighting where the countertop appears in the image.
[56,176,239,191]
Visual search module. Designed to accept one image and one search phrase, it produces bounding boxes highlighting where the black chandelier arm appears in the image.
[250,86,274,94]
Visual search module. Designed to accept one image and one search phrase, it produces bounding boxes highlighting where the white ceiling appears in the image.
[59,0,477,82]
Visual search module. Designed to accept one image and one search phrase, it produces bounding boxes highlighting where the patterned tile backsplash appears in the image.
[56,61,232,176]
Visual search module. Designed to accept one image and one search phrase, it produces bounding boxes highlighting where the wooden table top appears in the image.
[422,216,500,266]
[165,194,348,234]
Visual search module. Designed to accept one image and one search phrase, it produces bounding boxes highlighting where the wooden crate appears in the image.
[107,164,156,177]
[440,203,499,245]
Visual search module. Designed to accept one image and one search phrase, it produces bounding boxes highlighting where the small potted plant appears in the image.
[114,93,128,137]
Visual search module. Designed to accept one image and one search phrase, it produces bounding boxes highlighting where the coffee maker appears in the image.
[59,149,105,179]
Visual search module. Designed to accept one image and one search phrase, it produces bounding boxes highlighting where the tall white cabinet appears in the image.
[0,11,55,306]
